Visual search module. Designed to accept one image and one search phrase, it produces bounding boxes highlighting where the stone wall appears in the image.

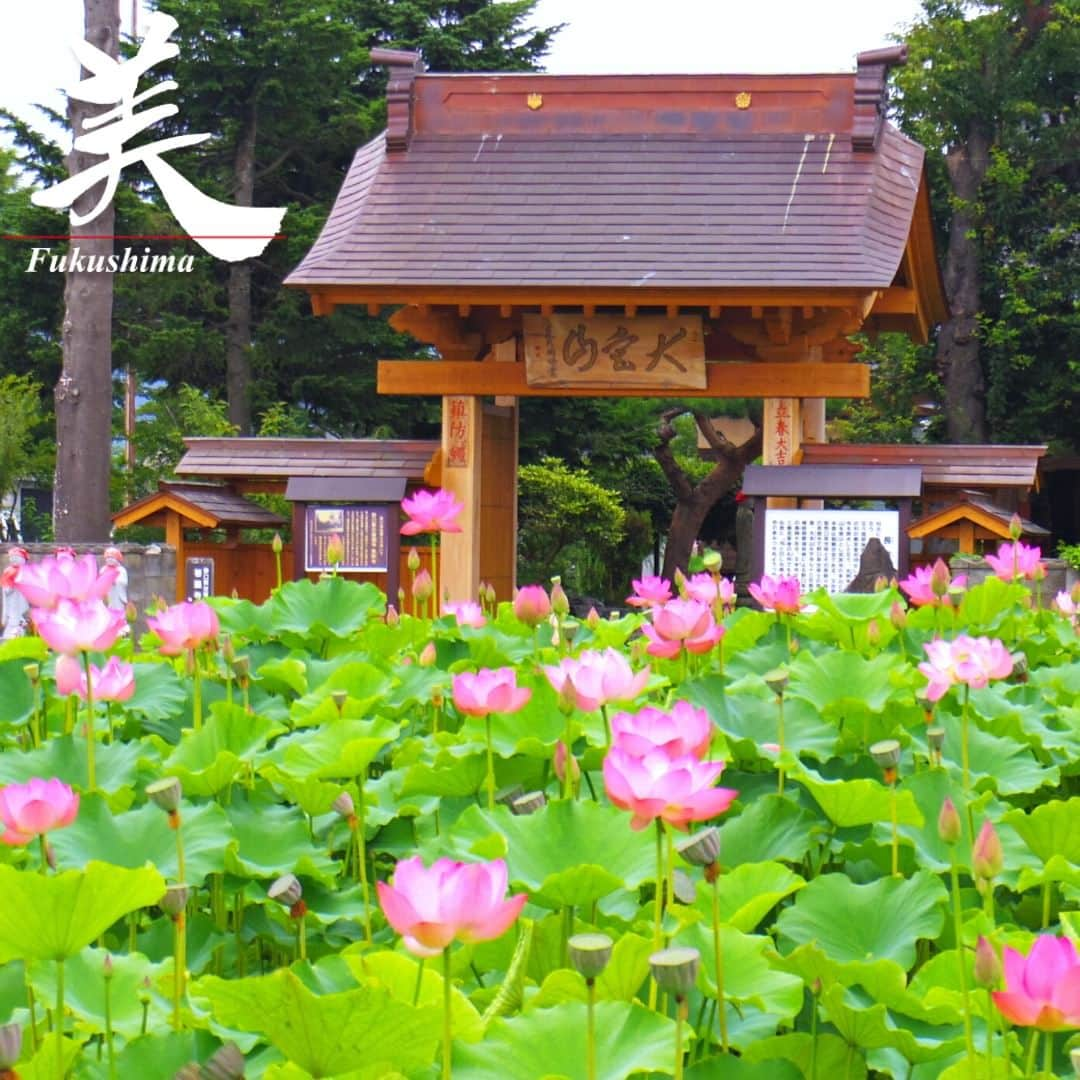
[949,555,1070,607]
[1,543,176,636]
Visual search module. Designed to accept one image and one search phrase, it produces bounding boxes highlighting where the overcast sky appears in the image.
[1,0,926,149]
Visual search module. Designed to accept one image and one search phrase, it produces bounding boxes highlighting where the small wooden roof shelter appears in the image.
[907,497,1050,555]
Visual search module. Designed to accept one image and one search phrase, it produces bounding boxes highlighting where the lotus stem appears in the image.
[431,536,439,624]
[709,870,729,1052]
[889,781,899,877]
[949,856,975,1073]
[809,982,819,1079]
[104,961,116,1079]
[1042,1030,1052,1077]
[234,889,246,977]
[171,811,186,885]
[1041,882,1051,929]
[485,716,496,811]
[54,958,64,1080]
[984,989,994,1070]
[27,975,39,1050]
[674,995,687,1080]
[355,779,372,943]
[442,947,453,1080]
[585,977,598,1080]
[650,818,664,1010]
[961,685,971,804]
[412,958,425,1007]
[776,692,785,795]
[1023,1028,1040,1077]
[39,834,49,875]
[600,704,610,749]
[192,657,202,731]
[81,651,96,791]
[296,913,306,962]
[173,911,186,1030]
[562,713,574,801]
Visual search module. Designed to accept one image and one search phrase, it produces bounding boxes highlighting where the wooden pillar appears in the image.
[799,400,827,510]
[479,402,518,601]
[440,394,482,606]
[165,510,184,602]
[762,397,801,509]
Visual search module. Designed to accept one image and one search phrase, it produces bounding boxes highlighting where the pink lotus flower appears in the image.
[1053,591,1077,619]
[400,488,464,536]
[542,648,650,712]
[991,935,1080,1031]
[918,635,1014,701]
[610,701,712,760]
[627,575,673,609]
[444,601,486,628]
[147,601,220,656]
[452,668,531,717]
[54,654,83,697]
[32,599,126,655]
[77,657,137,703]
[603,746,737,831]
[749,574,803,614]
[641,599,724,659]
[554,740,581,785]
[513,585,551,627]
[14,552,117,610]
[0,778,79,846]
[683,572,736,613]
[377,855,527,957]
[984,541,1044,583]
[899,560,967,607]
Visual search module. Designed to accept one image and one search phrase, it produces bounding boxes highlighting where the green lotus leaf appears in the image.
[451,1000,676,1080]
[29,946,170,1038]
[260,765,346,817]
[398,746,488,798]
[798,590,900,651]
[685,1055,801,1079]
[381,664,451,714]
[163,704,285,795]
[194,967,439,1077]
[268,576,385,642]
[290,661,395,727]
[1003,796,1080,866]
[49,795,234,883]
[957,575,1029,629]
[697,861,806,933]
[0,658,35,725]
[0,734,144,795]
[0,635,48,664]
[79,1031,221,1080]
[787,650,904,715]
[743,1032,867,1079]
[256,656,309,697]
[776,871,947,971]
[715,794,820,867]
[0,862,165,962]
[212,594,274,642]
[425,801,655,909]
[223,801,338,883]
[262,715,398,780]
[17,1033,81,1080]
[793,766,924,829]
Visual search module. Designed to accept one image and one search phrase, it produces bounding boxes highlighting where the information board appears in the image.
[185,556,215,601]
[305,505,389,572]
[764,510,900,594]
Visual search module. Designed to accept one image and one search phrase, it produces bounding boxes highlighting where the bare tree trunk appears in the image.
[225,103,257,433]
[54,0,120,543]
[938,129,991,443]
[654,410,762,579]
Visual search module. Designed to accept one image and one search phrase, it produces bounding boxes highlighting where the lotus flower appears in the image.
[78,657,137,703]
[748,574,803,614]
[0,778,79,845]
[54,654,84,697]
[918,635,1014,701]
[641,598,724,659]
[31,598,126,655]
[452,668,531,717]
[444,601,486,628]
[513,585,551,627]
[610,701,712,760]
[376,855,527,957]
[685,572,736,613]
[899,560,967,607]
[147,601,220,655]
[14,552,117,609]
[627,575,673,609]
[400,488,464,535]
[991,935,1080,1031]
[603,746,737,831]
[984,541,1045,583]
[542,649,650,712]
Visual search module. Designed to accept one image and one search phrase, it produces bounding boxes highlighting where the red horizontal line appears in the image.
[2,234,286,240]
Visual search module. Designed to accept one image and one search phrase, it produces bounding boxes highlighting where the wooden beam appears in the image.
[666,304,678,319]
[870,287,917,315]
[583,304,596,318]
[378,359,870,399]
[708,305,722,319]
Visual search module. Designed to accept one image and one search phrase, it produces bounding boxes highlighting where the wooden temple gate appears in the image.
[286,47,945,604]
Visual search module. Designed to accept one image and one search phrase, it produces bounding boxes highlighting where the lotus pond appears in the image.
[0,547,1077,1079]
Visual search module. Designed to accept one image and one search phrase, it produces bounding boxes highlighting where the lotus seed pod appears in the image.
[568,933,614,979]
[511,791,546,815]
[332,791,355,818]
[701,548,722,570]
[672,869,697,905]
[869,739,901,770]
[676,827,720,868]
[160,884,190,916]
[495,784,525,808]
[562,619,579,643]
[0,1021,22,1069]
[202,1042,246,1080]
[937,798,962,845]
[764,667,789,697]
[146,776,183,814]
[23,662,40,684]
[330,690,348,713]
[973,935,1001,989]
[173,1065,202,1080]
[221,634,235,663]
[268,873,303,908]
[926,727,946,754]
[1010,651,1028,679]
[231,656,250,680]
[649,947,700,997]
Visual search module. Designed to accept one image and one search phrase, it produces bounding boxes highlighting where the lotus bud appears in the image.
[550,577,570,617]
[272,532,284,555]
[23,662,40,685]
[407,547,421,573]
[513,584,551,627]
[268,873,303,909]
[332,791,355,818]
[649,947,700,998]
[495,784,525,808]
[872,575,888,593]
[937,797,962,845]
[889,600,907,630]
[973,935,1001,989]
[331,690,348,715]
[585,607,600,630]
[568,933,614,980]
[1008,513,1023,541]
[867,618,881,646]
[160,884,190,917]
[972,820,1003,881]
[676,826,720,869]
[385,604,399,627]
[0,1022,22,1069]
[930,558,951,597]
[412,569,433,603]
[764,667,789,697]
[477,581,489,605]
[418,642,437,668]
[511,791,546,815]
[146,776,183,815]
[553,740,581,785]
[674,567,687,597]
[485,583,497,608]
[103,953,114,978]
[397,587,406,612]
[325,533,344,567]
[869,739,901,771]
[203,1043,246,1080]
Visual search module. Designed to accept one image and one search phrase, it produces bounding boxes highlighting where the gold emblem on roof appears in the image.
[526,93,543,110]
[735,91,752,109]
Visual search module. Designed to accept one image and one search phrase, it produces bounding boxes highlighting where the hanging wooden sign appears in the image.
[523,313,706,390]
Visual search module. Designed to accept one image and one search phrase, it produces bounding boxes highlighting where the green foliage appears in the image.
[1056,541,1080,570]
